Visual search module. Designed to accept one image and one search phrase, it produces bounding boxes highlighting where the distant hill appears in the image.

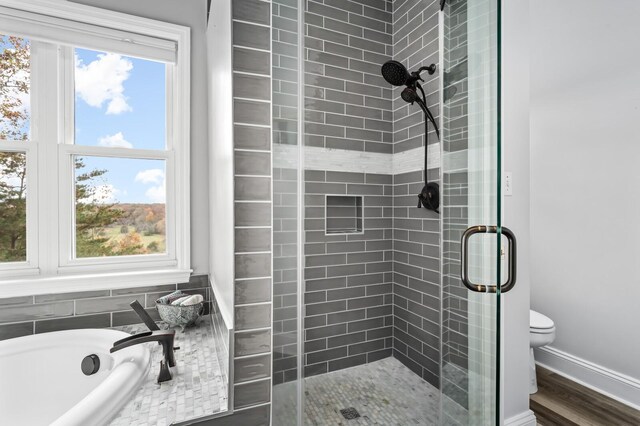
[111,203,165,236]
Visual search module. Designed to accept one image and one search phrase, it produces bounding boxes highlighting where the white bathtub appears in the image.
[0,329,151,426]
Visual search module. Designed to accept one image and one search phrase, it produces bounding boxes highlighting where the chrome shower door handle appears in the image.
[460,226,517,293]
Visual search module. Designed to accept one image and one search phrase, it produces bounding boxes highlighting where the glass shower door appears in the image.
[271,0,304,423]
[441,0,509,424]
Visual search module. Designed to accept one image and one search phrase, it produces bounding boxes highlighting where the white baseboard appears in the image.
[504,409,536,426]
[536,346,640,410]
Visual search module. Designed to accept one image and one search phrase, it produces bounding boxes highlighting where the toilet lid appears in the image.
[530,310,554,330]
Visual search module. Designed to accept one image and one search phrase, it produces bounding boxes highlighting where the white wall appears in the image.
[206,1,234,327]
[70,0,211,274]
[502,0,534,423]
[530,0,640,406]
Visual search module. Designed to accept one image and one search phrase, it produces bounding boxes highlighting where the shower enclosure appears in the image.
[271,0,510,423]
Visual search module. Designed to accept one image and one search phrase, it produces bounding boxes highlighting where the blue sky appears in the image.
[74,48,167,204]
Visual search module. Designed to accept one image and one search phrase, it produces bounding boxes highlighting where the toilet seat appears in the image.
[530,310,554,331]
[531,327,554,334]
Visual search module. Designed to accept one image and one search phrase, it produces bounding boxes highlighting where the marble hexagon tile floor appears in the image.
[273,357,442,426]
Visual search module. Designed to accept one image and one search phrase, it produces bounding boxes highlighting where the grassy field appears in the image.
[102,226,166,253]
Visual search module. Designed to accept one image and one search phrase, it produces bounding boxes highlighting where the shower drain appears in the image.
[339,407,361,420]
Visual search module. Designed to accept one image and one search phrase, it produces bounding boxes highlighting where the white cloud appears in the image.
[106,96,130,115]
[98,132,133,149]
[81,184,120,204]
[134,168,164,184]
[75,53,133,115]
[135,168,166,202]
[145,182,166,203]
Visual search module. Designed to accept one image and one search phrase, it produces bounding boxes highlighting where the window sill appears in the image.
[0,268,193,298]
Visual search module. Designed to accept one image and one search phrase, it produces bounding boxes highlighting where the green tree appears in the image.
[74,158,132,257]
[0,36,29,261]
[0,36,29,141]
[147,241,159,252]
[0,152,26,261]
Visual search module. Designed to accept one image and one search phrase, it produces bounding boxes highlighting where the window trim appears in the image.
[0,0,191,296]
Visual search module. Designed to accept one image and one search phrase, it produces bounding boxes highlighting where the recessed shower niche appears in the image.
[325,195,364,235]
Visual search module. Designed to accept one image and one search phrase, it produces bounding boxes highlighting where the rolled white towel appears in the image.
[179,294,204,306]
[171,295,191,306]
[156,290,185,305]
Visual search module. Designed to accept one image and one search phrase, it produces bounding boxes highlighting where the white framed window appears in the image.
[0,0,191,296]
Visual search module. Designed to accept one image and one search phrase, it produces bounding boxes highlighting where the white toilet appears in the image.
[529,310,556,394]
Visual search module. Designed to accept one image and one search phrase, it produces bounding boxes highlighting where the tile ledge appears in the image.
[0,268,193,299]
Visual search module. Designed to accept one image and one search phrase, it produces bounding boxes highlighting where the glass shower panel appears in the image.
[272,0,303,424]
[441,0,501,424]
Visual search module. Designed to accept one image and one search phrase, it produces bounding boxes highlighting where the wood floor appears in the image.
[530,366,640,426]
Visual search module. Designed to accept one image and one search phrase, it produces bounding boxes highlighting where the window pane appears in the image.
[74,156,166,258]
[0,151,27,262]
[73,48,166,150]
[0,35,30,141]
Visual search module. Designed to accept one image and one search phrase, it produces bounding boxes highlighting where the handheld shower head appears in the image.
[401,87,418,103]
[381,60,410,86]
[381,59,441,214]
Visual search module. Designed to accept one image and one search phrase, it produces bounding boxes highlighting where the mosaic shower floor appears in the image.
[273,357,444,426]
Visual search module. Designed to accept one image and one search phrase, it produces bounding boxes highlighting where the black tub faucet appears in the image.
[129,300,160,331]
[110,329,176,383]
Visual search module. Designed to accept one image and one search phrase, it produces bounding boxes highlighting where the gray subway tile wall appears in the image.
[233,379,272,409]
[229,0,273,422]
[234,353,272,384]
[303,170,394,377]
[393,0,441,154]
[390,0,443,389]
[305,0,393,153]
[0,275,211,341]
[234,125,271,151]
[234,151,271,176]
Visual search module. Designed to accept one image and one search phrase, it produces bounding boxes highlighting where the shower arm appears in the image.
[416,64,437,77]
[407,65,437,87]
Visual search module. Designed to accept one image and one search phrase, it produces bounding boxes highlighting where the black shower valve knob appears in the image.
[417,183,440,212]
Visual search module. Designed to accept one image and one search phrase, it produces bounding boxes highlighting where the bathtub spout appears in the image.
[110,330,176,383]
